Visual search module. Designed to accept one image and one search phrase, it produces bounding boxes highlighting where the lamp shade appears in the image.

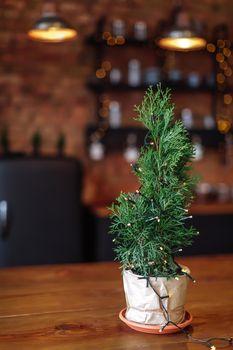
[28,2,77,43]
[158,28,206,51]
[157,5,206,51]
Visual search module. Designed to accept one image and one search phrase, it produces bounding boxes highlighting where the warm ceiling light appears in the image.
[157,4,206,51]
[28,2,77,43]
[159,36,206,51]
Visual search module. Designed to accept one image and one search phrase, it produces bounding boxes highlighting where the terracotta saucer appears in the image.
[119,308,193,334]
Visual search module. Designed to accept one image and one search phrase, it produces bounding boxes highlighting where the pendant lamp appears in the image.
[28,1,78,43]
[158,3,206,51]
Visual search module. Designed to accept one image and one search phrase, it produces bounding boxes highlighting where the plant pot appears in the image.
[123,267,190,326]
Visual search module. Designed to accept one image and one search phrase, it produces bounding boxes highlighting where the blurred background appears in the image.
[0,0,233,267]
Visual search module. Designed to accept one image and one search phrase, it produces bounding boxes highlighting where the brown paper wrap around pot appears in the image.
[123,267,190,326]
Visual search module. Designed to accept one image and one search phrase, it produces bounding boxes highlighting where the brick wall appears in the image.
[0,0,232,159]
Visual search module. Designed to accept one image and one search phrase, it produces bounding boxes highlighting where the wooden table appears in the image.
[0,255,232,350]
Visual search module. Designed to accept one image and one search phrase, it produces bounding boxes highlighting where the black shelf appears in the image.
[86,20,230,155]
[87,80,217,93]
[86,125,224,151]
[87,35,211,51]
[87,35,151,48]
[86,126,146,152]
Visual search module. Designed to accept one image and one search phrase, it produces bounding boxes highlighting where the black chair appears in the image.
[0,158,83,267]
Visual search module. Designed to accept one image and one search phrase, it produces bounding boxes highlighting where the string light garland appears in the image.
[207,38,233,133]
[139,273,232,349]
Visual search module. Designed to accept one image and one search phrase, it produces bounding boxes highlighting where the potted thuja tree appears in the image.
[110,85,198,334]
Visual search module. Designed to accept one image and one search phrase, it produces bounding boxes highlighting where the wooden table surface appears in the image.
[0,255,232,350]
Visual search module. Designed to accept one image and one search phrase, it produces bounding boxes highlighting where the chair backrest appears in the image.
[0,158,83,267]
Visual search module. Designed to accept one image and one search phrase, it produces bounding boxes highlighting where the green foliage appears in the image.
[31,130,42,148]
[56,133,66,150]
[56,133,66,156]
[0,127,10,154]
[109,85,199,278]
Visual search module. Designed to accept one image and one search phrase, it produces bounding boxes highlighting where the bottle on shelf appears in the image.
[109,68,122,84]
[144,67,161,85]
[0,127,10,157]
[216,183,230,203]
[109,101,122,128]
[230,186,233,202]
[195,182,213,203]
[167,68,183,82]
[206,73,215,87]
[181,108,193,130]
[123,133,139,163]
[225,133,233,167]
[112,19,125,36]
[128,59,141,87]
[203,115,215,129]
[89,140,105,161]
[134,21,147,41]
[187,71,201,88]
[31,130,42,157]
[192,135,204,161]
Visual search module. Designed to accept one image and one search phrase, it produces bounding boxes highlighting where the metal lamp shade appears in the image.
[158,27,206,51]
[28,15,78,43]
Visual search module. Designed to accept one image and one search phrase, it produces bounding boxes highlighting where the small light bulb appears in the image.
[138,167,142,172]
[124,197,128,201]
[136,190,140,194]
[127,223,131,227]
[160,246,163,251]
[157,219,160,222]
[175,277,179,281]
[210,346,216,350]
[178,249,183,252]
[193,280,196,283]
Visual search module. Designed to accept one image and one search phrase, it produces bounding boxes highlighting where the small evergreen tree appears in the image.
[110,85,199,278]
[1,127,10,155]
[31,130,42,156]
[56,133,66,157]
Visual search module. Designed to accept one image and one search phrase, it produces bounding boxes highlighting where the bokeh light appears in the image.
[224,94,232,105]
[101,61,112,71]
[217,39,225,48]
[96,68,106,79]
[224,67,232,77]
[216,53,224,62]
[102,31,111,40]
[107,36,116,46]
[217,118,231,133]
[207,43,216,53]
[116,35,125,45]
[216,73,225,83]
[223,48,231,57]
[220,61,228,70]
